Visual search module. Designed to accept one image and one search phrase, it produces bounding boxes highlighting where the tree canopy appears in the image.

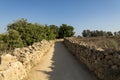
[82,30,113,37]
[58,24,75,38]
[0,18,75,50]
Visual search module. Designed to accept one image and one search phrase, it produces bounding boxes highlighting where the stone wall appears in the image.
[64,37,120,80]
[0,40,54,80]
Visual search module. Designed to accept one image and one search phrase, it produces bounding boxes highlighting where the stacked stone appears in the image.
[64,37,120,80]
[0,40,54,80]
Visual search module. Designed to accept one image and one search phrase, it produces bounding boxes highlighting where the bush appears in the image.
[0,18,75,52]
[7,29,24,49]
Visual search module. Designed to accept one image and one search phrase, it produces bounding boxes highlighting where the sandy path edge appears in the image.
[26,41,98,80]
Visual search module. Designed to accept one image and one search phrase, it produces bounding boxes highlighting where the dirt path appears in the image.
[27,41,98,80]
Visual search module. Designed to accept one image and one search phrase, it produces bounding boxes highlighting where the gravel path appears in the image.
[27,41,98,80]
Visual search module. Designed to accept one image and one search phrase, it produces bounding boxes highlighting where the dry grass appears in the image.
[75,37,120,51]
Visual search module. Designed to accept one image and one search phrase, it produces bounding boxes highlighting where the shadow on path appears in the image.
[36,41,98,80]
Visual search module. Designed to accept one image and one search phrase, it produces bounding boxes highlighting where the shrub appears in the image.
[7,29,24,49]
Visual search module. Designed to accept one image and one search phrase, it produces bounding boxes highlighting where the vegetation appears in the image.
[0,34,8,51]
[81,29,120,50]
[58,24,74,38]
[0,18,75,51]
[1,18,120,52]
[82,30,113,37]
[75,37,120,51]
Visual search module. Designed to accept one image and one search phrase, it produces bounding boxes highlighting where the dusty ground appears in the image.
[26,41,98,80]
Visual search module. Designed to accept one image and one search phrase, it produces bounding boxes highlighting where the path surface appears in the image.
[27,41,98,80]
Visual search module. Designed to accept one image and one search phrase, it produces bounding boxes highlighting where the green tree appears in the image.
[44,24,56,40]
[21,23,45,46]
[7,29,24,49]
[82,30,91,37]
[49,25,59,38]
[7,18,46,46]
[114,32,117,36]
[0,34,8,51]
[58,24,74,38]
[82,30,113,37]
[106,32,113,37]
[7,18,28,34]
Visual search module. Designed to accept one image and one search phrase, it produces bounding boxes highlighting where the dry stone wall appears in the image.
[0,40,54,80]
[64,37,120,80]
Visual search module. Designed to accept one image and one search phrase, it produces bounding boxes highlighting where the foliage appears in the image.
[82,30,91,37]
[0,18,75,50]
[82,29,113,37]
[7,29,24,49]
[114,31,120,36]
[107,39,119,50]
[49,25,59,38]
[58,24,74,38]
[44,25,56,40]
[7,19,58,47]
[0,34,8,51]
